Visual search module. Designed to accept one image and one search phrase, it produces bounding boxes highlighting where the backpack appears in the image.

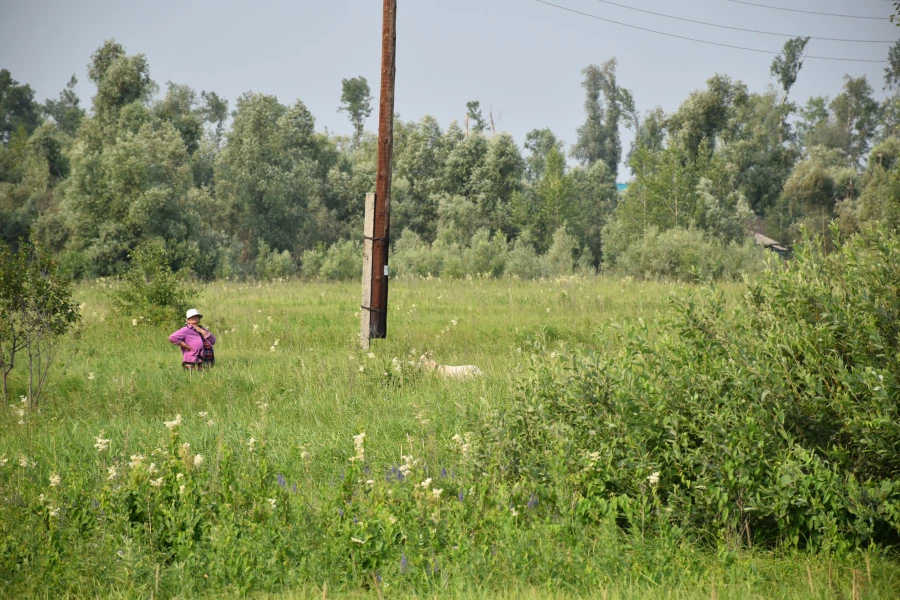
[200,337,215,367]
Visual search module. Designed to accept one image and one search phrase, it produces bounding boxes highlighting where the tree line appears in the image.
[1,38,899,282]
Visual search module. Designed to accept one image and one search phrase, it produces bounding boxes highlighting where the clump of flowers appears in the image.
[164,414,182,431]
[94,432,110,452]
[351,432,365,463]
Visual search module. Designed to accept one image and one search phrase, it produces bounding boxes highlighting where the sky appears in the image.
[1,0,897,180]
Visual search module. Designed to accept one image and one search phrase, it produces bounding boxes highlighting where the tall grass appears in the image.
[1,273,897,598]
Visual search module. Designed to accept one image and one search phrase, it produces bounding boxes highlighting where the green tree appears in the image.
[666,74,748,160]
[830,75,881,166]
[391,115,452,242]
[87,40,154,130]
[465,100,486,135]
[215,93,325,268]
[523,128,563,182]
[154,82,203,155]
[338,76,372,146]
[532,146,573,251]
[0,69,41,146]
[0,242,79,405]
[573,58,625,177]
[43,74,85,137]
[769,37,809,142]
[568,159,618,266]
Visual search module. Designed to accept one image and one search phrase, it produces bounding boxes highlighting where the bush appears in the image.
[110,240,198,327]
[255,241,296,280]
[463,228,507,277]
[319,239,362,281]
[505,234,541,279]
[390,229,442,278]
[541,226,577,277]
[0,241,80,405]
[480,224,900,551]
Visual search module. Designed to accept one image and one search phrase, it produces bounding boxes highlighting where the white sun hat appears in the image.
[186,308,202,319]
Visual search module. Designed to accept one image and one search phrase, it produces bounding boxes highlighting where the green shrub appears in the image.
[255,240,296,280]
[505,234,541,279]
[110,240,198,327]
[481,224,900,551]
[319,239,362,281]
[391,229,443,278]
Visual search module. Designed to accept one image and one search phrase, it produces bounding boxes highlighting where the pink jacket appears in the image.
[168,325,216,364]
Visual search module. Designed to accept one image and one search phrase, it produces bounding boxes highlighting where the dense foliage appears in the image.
[2,37,899,282]
[1,227,899,597]
[486,225,900,552]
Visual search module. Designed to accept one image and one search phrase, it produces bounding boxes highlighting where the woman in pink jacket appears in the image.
[169,309,216,369]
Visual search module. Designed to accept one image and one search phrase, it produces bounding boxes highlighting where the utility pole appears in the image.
[361,0,397,348]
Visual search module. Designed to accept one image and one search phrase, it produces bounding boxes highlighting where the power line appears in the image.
[726,0,887,20]
[535,0,889,63]
[588,0,894,43]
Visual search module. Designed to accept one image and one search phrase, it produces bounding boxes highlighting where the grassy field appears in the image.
[2,276,898,598]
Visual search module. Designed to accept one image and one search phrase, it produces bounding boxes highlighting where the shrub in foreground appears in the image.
[484,224,900,551]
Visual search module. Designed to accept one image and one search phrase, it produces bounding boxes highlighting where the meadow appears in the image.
[2,267,899,598]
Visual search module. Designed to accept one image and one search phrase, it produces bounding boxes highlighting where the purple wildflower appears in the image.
[458,490,464,502]
[441,467,447,478]
[400,553,408,573]
[527,492,538,509]
[277,473,286,488]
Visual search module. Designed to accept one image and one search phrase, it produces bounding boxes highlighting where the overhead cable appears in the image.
[589,0,894,43]
[726,0,887,20]
[535,0,889,63]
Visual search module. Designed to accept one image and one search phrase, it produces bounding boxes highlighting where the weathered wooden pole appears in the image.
[361,0,397,347]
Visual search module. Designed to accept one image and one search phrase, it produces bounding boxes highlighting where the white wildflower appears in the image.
[247,437,256,452]
[451,319,457,326]
[179,485,186,495]
[351,537,365,545]
[351,432,365,463]
[107,465,118,480]
[270,346,276,352]
[300,450,310,461]
[206,419,215,427]
[147,463,158,475]
[49,506,60,518]
[399,455,416,478]
[647,472,660,486]
[273,339,279,346]
[358,365,365,372]
[198,411,208,418]
[163,414,182,430]
[193,454,204,468]
[268,498,277,509]
[420,478,432,489]
[49,474,61,487]
[510,507,519,517]
[0,453,7,467]
[88,372,95,381]
[18,454,28,468]
[176,473,184,481]
[128,454,144,468]
[432,488,443,499]
[94,432,110,452]
[38,493,46,504]
[150,477,163,488]
[132,319,138,326]
[366,479,375,487]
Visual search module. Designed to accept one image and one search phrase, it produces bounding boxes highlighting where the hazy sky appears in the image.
[1,0,897,179]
